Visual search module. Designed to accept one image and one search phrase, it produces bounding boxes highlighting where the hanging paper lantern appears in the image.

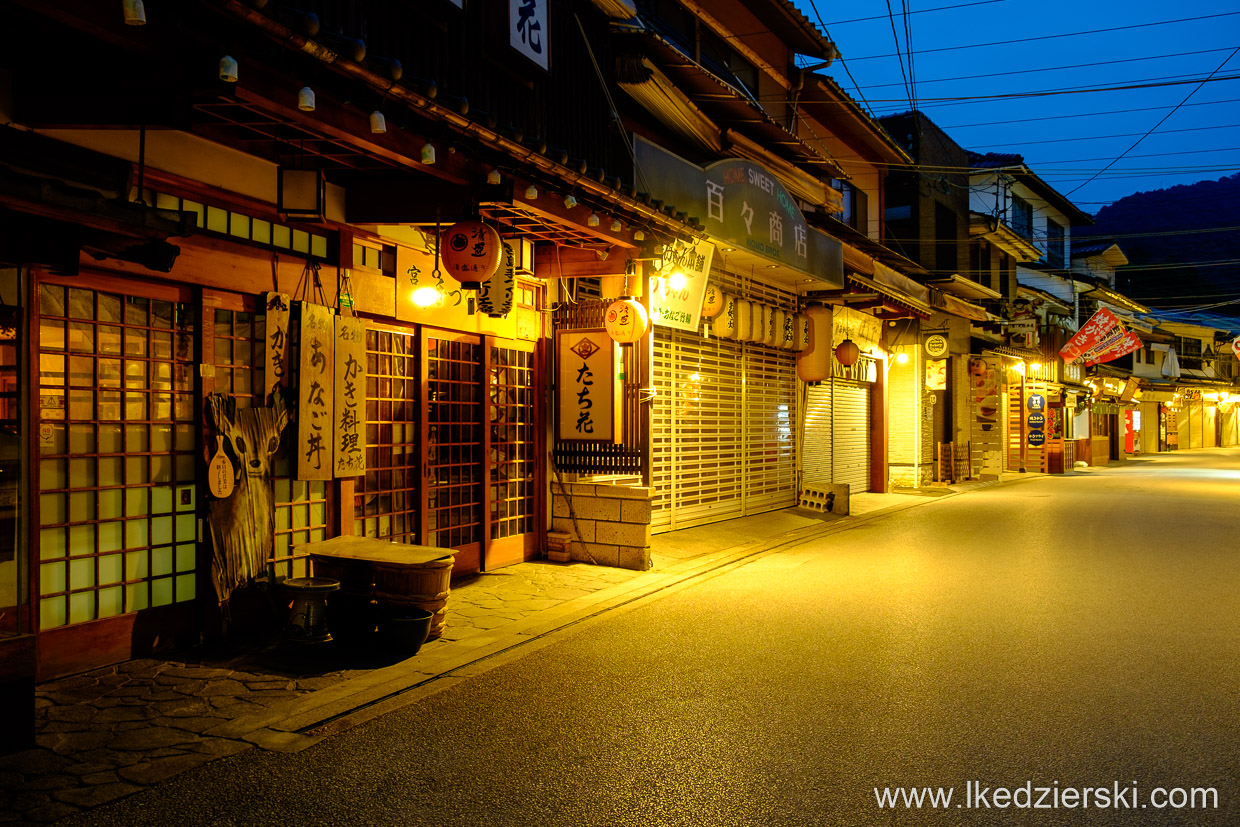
[478,242,515,318]
[792,313,810,351]
[797,307,833,382]
[701,282,725,319]
[715,293,738,339]
[772,309,787,348]
[759,305,776,346]
[441,220,503,289]
[605,297,649,346]
[835,338,861,367]
[735,299,753,341]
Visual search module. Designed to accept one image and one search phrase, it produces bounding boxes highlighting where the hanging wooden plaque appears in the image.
[296,302,334,480]
[263,292,291,403]
[207,436,235,499]
[333,315,368,477]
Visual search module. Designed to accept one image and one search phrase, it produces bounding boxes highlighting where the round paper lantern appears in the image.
[441,220,503,289]
[478,242,515,318]
[835,338,861,367]
[701,282,725,319]
[797,307,833,382]
[715,293,738,339]
[604,297,649,346]
[792,313,810,351]
[735,299,753,341]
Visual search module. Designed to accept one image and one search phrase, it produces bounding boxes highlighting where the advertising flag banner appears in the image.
[1084,329,1142,366]
[1059,307,1123,364]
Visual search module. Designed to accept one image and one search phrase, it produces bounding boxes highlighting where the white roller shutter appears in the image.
[803,384,833,485]
[832,381,871,493]
[652,327,798,530]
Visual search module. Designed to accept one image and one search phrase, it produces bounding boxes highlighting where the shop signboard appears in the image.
[556,330,616,442]
[297,303,334,481]
[1028,429,1046,447]
[1028,411,1046,429]
[633,136,843,288]
[333,315,367,478]
[649,240,714,331]
[1027,393,1045,411]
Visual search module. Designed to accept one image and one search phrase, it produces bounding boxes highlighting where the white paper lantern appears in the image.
[759,305,776,346]
[735,299,753,341]
[441,220,503,289]
[605,297,649,346]
[772,309,787,348]
[792,313,811,351]
[715,293,738,339]
[701,282,725,319]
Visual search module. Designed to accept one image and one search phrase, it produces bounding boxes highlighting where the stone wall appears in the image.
[550,482,653,571]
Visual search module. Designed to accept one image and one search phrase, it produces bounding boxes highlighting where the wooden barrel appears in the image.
[378,594,448,639]
[372,557,452,601]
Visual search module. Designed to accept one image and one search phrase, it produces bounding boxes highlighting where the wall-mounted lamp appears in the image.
[123,0,146,26]
[667,271,687,291]
[421,143,436,164]
[895,352,910,365]
[219,56,239,83]
[587,213,600,227]
[563,195,578,209]
[487,169,502,186]
[610,218,622,232]
[298,87,316,111]
[633,229,645,241]
[369,111,386,133]
[524,185,539,200]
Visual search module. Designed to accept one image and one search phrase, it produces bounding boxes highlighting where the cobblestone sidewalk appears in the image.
[1,560,645,824]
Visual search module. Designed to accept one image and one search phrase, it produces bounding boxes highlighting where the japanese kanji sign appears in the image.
[333,315,367,477]
[556,330,615,442]
[297,303,334,481]
[263,292,290,403]
[649,240,714,331]
[509,0,548,71]
[1059,307,1142,366]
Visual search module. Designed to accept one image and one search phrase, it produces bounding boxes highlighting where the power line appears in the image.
[1037,147,1240,165]
[969,122,1240,149]
[847,47,1236,93]
[842,11,1240,62]
[821,0,1006,27]
[1065,47,1240,196]
[883,0,914,108]
[940,98,1240,130]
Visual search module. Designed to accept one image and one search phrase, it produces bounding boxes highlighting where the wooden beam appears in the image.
[535,245,630,278]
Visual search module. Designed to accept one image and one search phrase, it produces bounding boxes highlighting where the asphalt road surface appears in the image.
[65,450,1240,826]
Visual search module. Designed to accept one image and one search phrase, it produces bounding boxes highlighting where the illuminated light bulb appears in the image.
[487,169,502,185]
[298,87,316,111]
[895,352,910,364]
[563,194,578,209]
[633,229,645,241]
[412,285,442,308]
[587,213,600,227]
[421,143,436,164]
[524,185,538,199]
[610,218,622,232]
[668,271,687,291]
[369,111,386,133]
[219,56,239,82]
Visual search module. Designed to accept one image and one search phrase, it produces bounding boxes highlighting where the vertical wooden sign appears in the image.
[297,303,334,480]
[263,292,291,403]
[333,315,367,477]
[556,330,615,442]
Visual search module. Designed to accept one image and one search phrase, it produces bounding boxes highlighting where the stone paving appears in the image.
[0,560,646,824]
[0,495,962,824]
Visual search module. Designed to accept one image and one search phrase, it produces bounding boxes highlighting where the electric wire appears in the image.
[821,0,1006,27]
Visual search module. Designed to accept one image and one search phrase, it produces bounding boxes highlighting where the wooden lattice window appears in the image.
[354,327,419,542]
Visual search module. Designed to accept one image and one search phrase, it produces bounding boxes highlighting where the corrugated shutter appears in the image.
[889,358,917,465]
[652,329,798,529]
[803,384,833,485]
[832,381,871,493]
[1204,403,1217,448]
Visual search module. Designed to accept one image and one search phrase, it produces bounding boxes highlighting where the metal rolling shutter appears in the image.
[743,345,798,512]
[888,359,917,467]
[832,380,871,493]
[803,384,833,485]
[652,327,798,530]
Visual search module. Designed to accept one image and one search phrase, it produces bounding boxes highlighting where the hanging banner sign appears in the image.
[650,240,715,331]
[1231,333,1240,361]
[926,359,947,391]
[333,315,367,478]
[556,330,616,442]
[1059,307,1124,364]
[1084,329,1142,366]
[509,0,549,71]
[263,292,290,403]
[833,306,882,354]
[296,303,334,480]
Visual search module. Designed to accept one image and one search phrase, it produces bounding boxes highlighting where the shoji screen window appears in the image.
[37,285,196,628]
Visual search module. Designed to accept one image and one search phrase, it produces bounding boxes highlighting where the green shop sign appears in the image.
[634,136,843,288]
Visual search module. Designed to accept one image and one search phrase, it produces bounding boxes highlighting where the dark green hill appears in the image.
[1079,173,1240,318]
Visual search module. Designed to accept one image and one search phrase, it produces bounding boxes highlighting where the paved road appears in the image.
[64,450,1240,825]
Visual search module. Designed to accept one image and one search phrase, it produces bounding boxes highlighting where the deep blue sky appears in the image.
[791,0,1239,215]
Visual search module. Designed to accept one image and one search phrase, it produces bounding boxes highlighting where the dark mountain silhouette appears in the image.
[1078,173,1240,319]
